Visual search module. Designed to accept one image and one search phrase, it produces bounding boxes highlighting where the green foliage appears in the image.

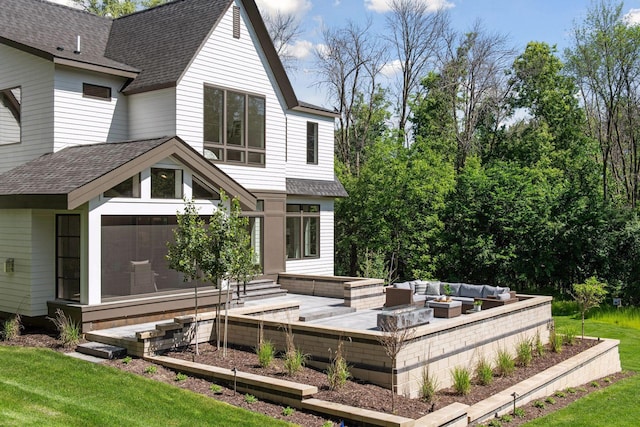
[516,338,533,367]
[475,356,494,386]
[450,366,471,395]
[209,384,223,394]
[244,394,258,404]
[48,309,81,348]
[226,198,260,291]
[573,277,607,338]
[1,314,22,341]
[419,366,439,402]
[326,339,351,390]
[513,407,526,418]
[590,381,600,388]
[72,0,166,17]
[590,306,640,329]
[281,406,295,416]
[256,340,275,368]
[561,326,577,345]
[500,414,513,422]
[534,331,545,357]
[566,387,576,394]
[604,377,612,383]
[283,348,307,377]
[545,396,556,404]
[550,329,563,353]
[533,400,545,409]
[551,300,579,316]
[175,372,188,382]
[487,419,503,427]
[143,365,157,374]
[494,348,515,377]
[122,356,132,365]
[321,422,334,427]
[554,391,566,398]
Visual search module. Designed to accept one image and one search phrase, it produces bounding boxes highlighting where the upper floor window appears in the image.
[0,86,21,145]
[286,204,320,260]
[151,168,183,199]
[192,176,220,200]
[104,174,141,198]
[203,86,266,166]
[306,122,318,164]
[83,83,111,100]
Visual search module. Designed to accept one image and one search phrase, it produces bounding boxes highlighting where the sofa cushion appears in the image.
[395,282,411,290]
[453,296,474,304]
[496,286,510,294]
[426,281,441,296]
[440,282,461,296]
[497,292,511,301]
[482,285,498,297]
[460,283,484,298]
[413,294,428,302]
[414,280,428,295]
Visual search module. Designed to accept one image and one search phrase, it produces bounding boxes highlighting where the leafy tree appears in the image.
[572,277,607,338]
[166,199,210,355]
[72,0,166,17]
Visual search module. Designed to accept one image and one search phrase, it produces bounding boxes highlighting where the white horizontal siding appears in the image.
[0,45,55,173]
[286,111,335,181]
[285,198,335,275]
[53,66,129,150]
[176,2,286,192]
[129,88,176,140]
[29,210,56,315]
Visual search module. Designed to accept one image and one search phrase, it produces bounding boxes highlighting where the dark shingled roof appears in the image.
[106,0,230,94]
[0,0,138,74]
[286,177,348,198]
[0,137,172,195]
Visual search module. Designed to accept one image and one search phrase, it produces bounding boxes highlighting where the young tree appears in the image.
[572,277,607,339]
[72,0,165,17]
[377,317,415,413]
[166,199,210,355]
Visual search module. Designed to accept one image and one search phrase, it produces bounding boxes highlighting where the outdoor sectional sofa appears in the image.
[384,281,518,311]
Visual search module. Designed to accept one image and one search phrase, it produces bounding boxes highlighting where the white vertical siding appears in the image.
[285,111,335,181]
[176,1,286,192]
[0,209,54,317]
[53,66,128,150]
[285,198,335,275]
[0,45,54,174]
[128,88,177,140]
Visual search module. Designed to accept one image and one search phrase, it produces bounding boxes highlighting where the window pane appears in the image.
[204,146,223,161]
[227,149,245,163]
[248,217,263,269]
[56,215,81,301]
[104,174,140,198]
[306,122,318,164]
[304,217,319,257]
[192,176,219,200]
[0,87,21,145]
[286,217,301,259]
[226,91,245,146]
[247,151,265,165]
[248,96,265,148]
[286,204,300,213]
[151,168,182,199]
[204,87,223,143]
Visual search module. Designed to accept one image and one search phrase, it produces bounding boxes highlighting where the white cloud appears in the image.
[624,8,640,26]
[46,0,79,7]
[381,59,403,77]
[285,40,315,60]
[365,0,454,14]
[255,0,312,18]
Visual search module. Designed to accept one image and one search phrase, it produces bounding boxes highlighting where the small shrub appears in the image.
[590,381,600,388]
[533,400,545,409]
[283,348,307,376]
[1,314,22,341]
[419,366,439,403]
[209,384,223,394]
[122,356,132,365]
[244,393,258,404]
[533,331,545,357]
[604,377,612,383]
[256,339,275,368]
[545,396,556,405]
[450,366,471,396]
[549,329,563,353]
[513,407,525,418]
[566,387,577,394]
[175,372,188,382]
[48,309,81,347]
[561,326,577,345]
[554,391,566,398]
[326,339,351,390]
[577,387,587,392]
[494,348,515,377]
[321,422,333,427]
[282,406,295,416]
[475,356,494,386]
[515,338,532,367]
[500,414,513,422]
[487,419,502,427]
[144,365,157,374]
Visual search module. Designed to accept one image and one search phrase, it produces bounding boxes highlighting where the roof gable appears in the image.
[0,136,256,210]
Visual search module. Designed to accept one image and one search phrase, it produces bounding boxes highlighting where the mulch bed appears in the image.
[1,327,632,426]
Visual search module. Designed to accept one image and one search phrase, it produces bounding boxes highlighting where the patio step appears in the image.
[234,279,288,302]
[299,305,356,322]
[76,341,127,360]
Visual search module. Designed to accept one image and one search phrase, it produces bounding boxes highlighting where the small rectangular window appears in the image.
[307,122,318,164]
[151,168,183,199]
[83,83,111,100]
[233,6,241,39]
[286,204,320,260]
[0,86,21,145]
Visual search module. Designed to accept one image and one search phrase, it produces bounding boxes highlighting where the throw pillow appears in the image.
[414,280,428,295]
[426,281,441,296]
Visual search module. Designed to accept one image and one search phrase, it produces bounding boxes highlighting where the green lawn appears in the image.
[525,313,640,426]
[0,347,292,427]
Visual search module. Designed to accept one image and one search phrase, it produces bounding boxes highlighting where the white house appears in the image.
[0,0,345,329]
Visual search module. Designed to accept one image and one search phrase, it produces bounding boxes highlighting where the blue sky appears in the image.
[256,0,640,107]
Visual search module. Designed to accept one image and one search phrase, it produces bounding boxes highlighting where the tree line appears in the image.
[318,0,640,303]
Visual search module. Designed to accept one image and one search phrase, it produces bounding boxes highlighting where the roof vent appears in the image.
[74,35,81,54]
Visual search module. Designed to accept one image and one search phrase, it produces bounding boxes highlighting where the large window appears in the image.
[0,86,21,145]
[203,86,265,166]
[56,215,81,301]
[306,122,318,164]
[286,204,320,260]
